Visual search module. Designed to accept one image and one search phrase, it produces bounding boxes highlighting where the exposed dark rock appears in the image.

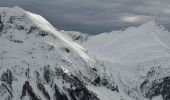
[141,76,170,100]
[54,67,100,100]
[64,48,70,53]
[68,86,99,100]
[92,68,97,72]
[93,77,101,86]
[92,76,119,92]
[66,32,89,43]
[100,78,109,86]
[38,30,49,37]
[13,39,23,43]
[0,16,4,33]
[27,26,37,34]
[21,81,40,100]
[162,77,170,100]
[0,83,13,100]
[43,65,52,84]
[53,84,68,100]
[30,26,37,30]
[25,67,30,79]
[37,82,50,100]
[1,69,14,86]
[107,84,119,92]
[55,67,82,85]
[16,25,24,30]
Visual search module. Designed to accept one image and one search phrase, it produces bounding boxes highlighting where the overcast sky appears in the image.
[0,0,170,34]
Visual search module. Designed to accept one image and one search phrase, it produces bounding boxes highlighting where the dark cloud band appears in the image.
[0,0,170,34]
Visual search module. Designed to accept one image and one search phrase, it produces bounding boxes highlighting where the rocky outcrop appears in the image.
[54,67,100,100]
[1,69,14,88]
[0,66,101,100]
[0,83,13,100]
[92,75,119,92]
[37,82,50,100]
[0,16,3,33]
[53,84,68,100]
[21,81,40,100]
[141,77,170,100]
[140,67,170,100]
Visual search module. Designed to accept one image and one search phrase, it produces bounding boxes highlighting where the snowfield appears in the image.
[83,20,170,64]
[0,6,170,100]
[65,20,170,100]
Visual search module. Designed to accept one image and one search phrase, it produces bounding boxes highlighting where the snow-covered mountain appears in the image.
[81,20,170,100]
[1,6,170,100]
[83,20,170,64]
[0,6,122,100]
[64,20,170,100]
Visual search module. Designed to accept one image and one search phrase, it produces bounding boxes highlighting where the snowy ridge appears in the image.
[1,6,170,100]
[0,6,119,100]
[83,20,170,64]
[0,6,92,74]
[25,7,91,62]
[82,20,170,100]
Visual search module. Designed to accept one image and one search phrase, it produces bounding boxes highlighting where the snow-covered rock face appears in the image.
[0,6,93,75]
[0,6,104,100]
[60,30,90,44]
[80,20,170,100]
[1,6,170,100]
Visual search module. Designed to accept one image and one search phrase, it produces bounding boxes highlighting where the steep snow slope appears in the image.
[0,6,121,100]
[0,6,92,72]
[81,20,170,100]
[51,20,170,100]
[1,6,170,100]
[83,20,170,64]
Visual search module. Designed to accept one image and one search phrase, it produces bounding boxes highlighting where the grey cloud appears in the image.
[0,0,170,34]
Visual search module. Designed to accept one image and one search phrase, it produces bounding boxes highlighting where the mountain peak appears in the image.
[0,6,89,58]
[83,19,170,64]
[0,7,119,100]
[145,20,158,24]
[0,6,25,14]
[12,6,24,11]
[0,6,92,71]
[139,20,166,31]
[141,20,159,27]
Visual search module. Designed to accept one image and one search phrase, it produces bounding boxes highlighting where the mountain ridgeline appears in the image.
[0,6,118,100]
[0,6,170,100]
